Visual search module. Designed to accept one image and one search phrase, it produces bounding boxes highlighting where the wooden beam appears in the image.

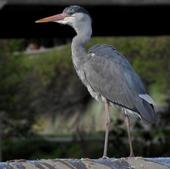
[0,158,170,169]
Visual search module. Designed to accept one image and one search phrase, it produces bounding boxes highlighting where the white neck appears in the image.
[71,14,92,62]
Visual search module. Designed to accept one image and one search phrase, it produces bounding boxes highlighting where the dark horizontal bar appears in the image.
[0,5,170,38]
[7,0,170,6]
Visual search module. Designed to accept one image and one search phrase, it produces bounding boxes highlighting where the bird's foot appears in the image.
[101,155,110,159]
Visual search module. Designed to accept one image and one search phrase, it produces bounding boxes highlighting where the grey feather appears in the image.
[81,44,156,123]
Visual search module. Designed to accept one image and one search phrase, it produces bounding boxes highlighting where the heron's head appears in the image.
[35,5,91,31]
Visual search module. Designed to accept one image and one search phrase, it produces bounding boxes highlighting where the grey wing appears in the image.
[85,45,156,123]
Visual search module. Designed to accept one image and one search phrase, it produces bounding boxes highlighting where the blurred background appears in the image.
[0,0,170,161]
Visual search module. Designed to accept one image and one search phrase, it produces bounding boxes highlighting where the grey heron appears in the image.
[36,5,157,157]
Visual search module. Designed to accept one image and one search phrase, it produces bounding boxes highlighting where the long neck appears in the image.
[71,18,92,67]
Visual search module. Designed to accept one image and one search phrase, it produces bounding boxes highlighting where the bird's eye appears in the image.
[69,10,75,15]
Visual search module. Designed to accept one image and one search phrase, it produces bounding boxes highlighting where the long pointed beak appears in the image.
[35,13,66,23]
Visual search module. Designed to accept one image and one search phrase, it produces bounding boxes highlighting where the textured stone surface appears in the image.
[1,158,170,169]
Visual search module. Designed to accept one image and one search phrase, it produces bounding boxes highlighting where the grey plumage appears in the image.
[73,43,156,123]
[87,44,156,123]
[64,5,157,124]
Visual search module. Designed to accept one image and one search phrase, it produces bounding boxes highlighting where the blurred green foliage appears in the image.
[0,37,170,160]
[2,130,170,160]
[0,40,24,54]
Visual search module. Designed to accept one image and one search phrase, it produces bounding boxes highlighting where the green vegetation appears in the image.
[0,37,170,160]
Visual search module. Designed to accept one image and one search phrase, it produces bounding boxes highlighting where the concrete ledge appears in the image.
[0,157,170,169]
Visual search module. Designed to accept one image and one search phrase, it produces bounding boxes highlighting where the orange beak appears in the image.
[35,13,67,23]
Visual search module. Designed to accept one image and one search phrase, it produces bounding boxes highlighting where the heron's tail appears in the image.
[136,99,157,124]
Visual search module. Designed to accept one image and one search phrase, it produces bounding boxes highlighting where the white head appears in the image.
[36,5,92,35]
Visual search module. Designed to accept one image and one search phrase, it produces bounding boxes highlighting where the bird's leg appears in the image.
[124,114,134,157]
[103,99,110,158]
